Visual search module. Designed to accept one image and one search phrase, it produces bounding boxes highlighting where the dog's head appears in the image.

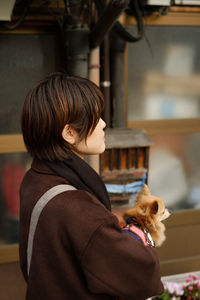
[124,184,170,247]
[134,184,170,223]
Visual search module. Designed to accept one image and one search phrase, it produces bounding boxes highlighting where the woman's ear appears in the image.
[62,124,77,145]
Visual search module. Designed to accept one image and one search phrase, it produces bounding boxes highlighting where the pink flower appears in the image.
[188,274,198,281]
[165,281,184,296]
[197,280,200,288]
[165,281,176,294]
[186,278,192,283]
[188,285,193,291]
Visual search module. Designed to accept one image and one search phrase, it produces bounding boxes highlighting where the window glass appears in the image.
[148,132,200,211]
[0,34,56,134]
[0,152,31,245]
[127,26,200,121]
[0,32,57,245]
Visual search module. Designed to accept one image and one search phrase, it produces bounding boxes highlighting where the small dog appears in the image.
[123,184,170,247]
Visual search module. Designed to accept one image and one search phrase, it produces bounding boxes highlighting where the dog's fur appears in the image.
[124,184,170,247]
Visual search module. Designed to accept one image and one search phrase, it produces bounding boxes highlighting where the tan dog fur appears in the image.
[124,184,170,247]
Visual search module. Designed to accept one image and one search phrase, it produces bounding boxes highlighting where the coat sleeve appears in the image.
[81,216,164,300]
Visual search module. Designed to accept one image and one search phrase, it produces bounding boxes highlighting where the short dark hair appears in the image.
[21,73,104,161]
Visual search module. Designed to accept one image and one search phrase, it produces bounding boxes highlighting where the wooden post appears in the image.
[87,47,100,174]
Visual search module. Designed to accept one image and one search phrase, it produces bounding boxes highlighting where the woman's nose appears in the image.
[101,118,106,129]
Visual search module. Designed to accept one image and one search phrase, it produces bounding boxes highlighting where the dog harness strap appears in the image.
[27,184,77,276]
[129,225,148,246]
[123,216,155,247]
[122,225,148,246]
[122,230,143,243]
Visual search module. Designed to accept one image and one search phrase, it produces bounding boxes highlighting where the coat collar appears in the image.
[31,158,55,175]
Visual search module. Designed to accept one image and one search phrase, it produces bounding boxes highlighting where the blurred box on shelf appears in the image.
[100,129,152,208]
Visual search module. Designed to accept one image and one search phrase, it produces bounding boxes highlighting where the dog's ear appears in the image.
[135,184,150,202]
[150,201,159,214]
[140,184,151,196]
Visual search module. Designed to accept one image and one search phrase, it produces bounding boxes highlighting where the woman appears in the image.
[19,73,163,300]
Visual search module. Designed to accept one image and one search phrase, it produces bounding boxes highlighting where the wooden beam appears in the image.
[164,208,200,228]
[160,255,200,276]
[0,245,19,264]
[0,24,56,34]
[124,11,200,26]
[128,118,200,135]
[0,134,26,154]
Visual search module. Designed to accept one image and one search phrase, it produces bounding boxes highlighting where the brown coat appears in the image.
[19,159,163,300]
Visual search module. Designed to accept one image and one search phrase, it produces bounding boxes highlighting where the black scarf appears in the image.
[45,151,111,211]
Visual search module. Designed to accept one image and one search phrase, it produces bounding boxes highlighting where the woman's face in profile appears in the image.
[73,118,106,158]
